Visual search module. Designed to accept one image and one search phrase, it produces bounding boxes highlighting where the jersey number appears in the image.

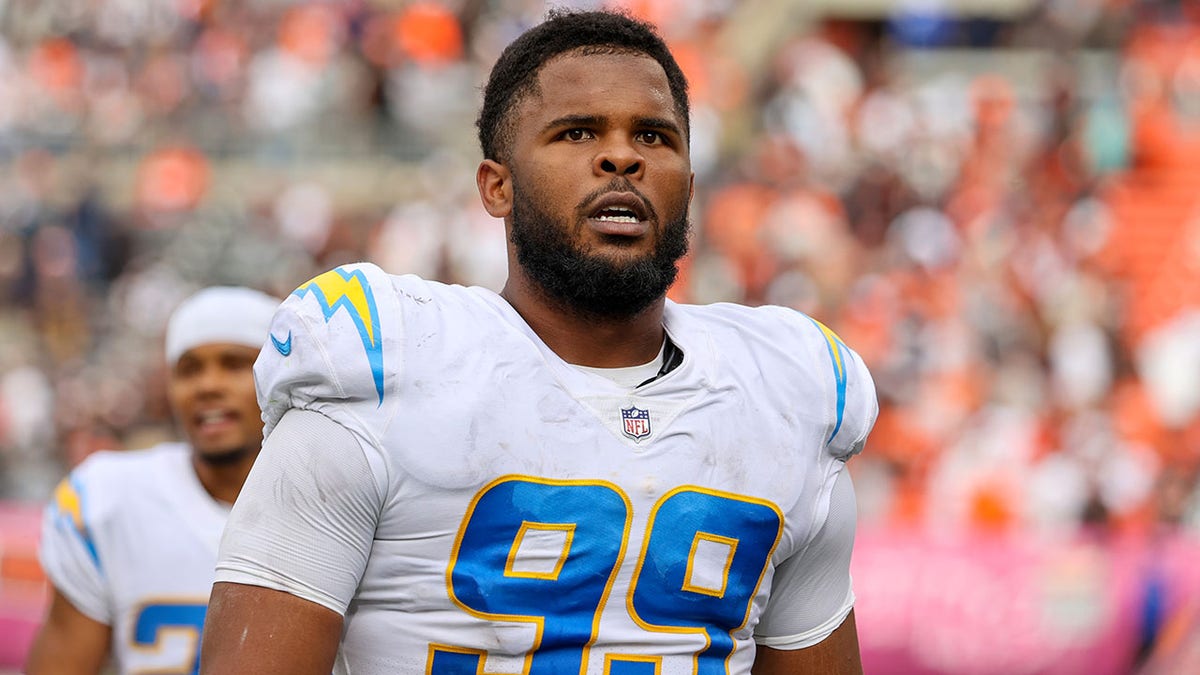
[431,477,783,675]
[131,602,207,675]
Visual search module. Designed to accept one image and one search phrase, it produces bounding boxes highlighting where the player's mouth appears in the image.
[193,408,239,435]
[586,193,651,237]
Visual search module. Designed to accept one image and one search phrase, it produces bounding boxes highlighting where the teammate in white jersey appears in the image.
[203,9,877,675]
[26,286,279,675]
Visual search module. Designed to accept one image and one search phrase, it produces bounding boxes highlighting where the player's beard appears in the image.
[195,444,254,467]
[509,177,690,319]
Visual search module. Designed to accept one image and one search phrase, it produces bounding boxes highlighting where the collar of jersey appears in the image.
[472,290,714,404]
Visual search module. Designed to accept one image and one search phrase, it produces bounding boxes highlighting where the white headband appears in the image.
[165,286,281,365]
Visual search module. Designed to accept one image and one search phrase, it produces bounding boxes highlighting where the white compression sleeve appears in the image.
[754,467,858,649]
[214,408,384,615]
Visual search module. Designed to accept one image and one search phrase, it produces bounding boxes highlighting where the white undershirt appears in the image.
[571,340,666,389]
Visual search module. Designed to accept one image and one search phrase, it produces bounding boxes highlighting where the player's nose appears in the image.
[594,138,644,179]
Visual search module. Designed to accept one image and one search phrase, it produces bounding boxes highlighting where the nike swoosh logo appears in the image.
[270,331,293,357]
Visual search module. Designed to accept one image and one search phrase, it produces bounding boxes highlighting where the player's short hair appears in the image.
[477,8,690,162]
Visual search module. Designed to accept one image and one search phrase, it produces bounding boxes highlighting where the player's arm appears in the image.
[752,610,862,675]
[200,408,383,675]
[32,464,117,675]
[203,582,341,673]
[25,588,112,675]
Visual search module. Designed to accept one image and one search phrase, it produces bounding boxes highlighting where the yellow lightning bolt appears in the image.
[298,268,377,346]
[293,266,386,404]
[53,478,85,533]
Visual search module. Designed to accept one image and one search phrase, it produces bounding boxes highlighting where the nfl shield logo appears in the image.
[621,406,652,441]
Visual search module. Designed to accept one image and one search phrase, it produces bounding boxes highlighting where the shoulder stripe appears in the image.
[52,477,103,574]
[293,267,386,405]
[808,317,848,445]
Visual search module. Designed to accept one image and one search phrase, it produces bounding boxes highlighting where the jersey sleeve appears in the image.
[238,263,400,613]
[254,262,400,440]
[214,409,385,615]
[755,468,857,648]
[38,466,111,624]
[748,312,875,648]
[802,315,878,461]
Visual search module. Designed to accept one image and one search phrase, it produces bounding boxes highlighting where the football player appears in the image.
[26,286,279,675]
[202,10,876,675]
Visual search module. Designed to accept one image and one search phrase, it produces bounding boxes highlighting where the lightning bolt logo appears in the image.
[809,317,848,445]
[53,477,102,573]
[293,267,386,405]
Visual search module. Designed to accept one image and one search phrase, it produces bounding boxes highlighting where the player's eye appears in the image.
[222,354,256,371]
[174,358,200,378]
[561,128,594,142]
[636,131,667,146]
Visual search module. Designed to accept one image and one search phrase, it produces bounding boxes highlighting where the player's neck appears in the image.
[500,278,666,368]
[191,452,258,505]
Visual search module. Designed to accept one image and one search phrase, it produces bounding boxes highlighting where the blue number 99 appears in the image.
[441,477,632,675]
[433,478,782,675]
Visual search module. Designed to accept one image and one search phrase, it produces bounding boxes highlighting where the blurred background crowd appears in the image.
[4,0,1198,534]
[3,0,1200,670]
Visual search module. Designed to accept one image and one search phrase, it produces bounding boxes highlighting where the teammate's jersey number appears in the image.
[129,601,207,675]
[432,477,784,675]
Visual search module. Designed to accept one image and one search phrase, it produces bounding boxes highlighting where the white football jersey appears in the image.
[233,262,877,674]
[40,444,230,675]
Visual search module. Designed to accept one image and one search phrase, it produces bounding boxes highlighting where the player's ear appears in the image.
[477,159,512,218]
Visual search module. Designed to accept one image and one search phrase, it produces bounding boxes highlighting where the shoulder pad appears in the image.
[255,263,400,437]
